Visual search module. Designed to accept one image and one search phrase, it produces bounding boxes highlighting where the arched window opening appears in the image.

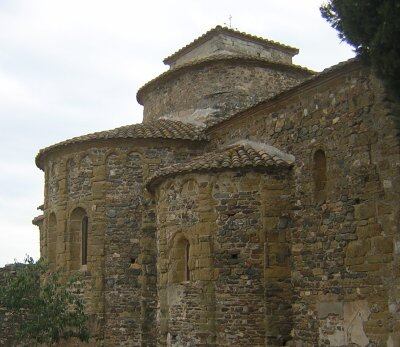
[313,149,327,202]
[81,216,88,266]
[69,208,88,271]
[173,237,191,283]
[185,240,190,282]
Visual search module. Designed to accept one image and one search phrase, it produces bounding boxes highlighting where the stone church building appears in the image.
[32,26,400,346]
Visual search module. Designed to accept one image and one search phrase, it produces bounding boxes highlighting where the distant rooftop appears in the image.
[163,25,299,68]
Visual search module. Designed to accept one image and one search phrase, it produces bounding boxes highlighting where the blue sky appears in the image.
[0,0,354,266]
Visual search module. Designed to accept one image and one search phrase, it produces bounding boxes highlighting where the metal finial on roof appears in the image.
[223,15,233,29]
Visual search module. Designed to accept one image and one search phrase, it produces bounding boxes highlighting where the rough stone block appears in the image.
[372,236,393,254]
[354,202,376,220]
[356,224,381,239]
[346,240,370,258]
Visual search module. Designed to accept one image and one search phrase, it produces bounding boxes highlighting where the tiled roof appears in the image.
[36,119,208,170]
[205,57,359,128]
[137,54,314,104]
[147,140,294,190]
[163,25,299,65]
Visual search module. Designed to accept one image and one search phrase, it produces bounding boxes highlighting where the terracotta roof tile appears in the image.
[163,25,299,65]
[147,140,294,190]
[36,119,208,170]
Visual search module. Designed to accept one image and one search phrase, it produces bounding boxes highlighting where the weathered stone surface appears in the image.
[140,60,311,124]
[154,170,292,345]
[207,61,400,345]
[23,27,400,346]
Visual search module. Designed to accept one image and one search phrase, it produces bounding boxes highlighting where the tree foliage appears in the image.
[0,257,89,345]
[320,0,400,98]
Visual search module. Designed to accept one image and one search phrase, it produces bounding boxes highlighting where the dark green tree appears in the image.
[0,257,90,345]
[320,0,400,98]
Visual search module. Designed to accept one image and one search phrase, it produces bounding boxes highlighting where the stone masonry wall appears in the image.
[35,42,400,347]
[207,64,400,346]
[154,169,294,346]
[212,171,264,346]
[43,146,108,343]
[260,170,295,346]
[141,61,310,124]
[155,176,217,346]
[42,139,204,346]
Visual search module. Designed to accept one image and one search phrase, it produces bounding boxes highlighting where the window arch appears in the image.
[69,207,88,270]
[185,240,190,282]
[172,236,191,283]
[81,216,88,265]
[313,149,327,202]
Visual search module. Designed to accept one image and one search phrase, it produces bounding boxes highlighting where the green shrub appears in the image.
[0,257,89,345]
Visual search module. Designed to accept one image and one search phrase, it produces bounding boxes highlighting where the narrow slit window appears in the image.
[81,216,88,265]
[185,241,190,281]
